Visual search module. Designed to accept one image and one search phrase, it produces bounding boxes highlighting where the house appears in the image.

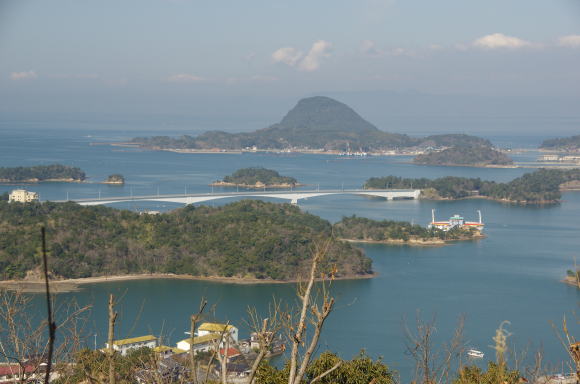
[0,364,41,383]
[8,189,38,203]
[135,357,186,384]
[219,347,241,363]
[198,322,239,343]
[153,345,187,359]
[176,333,221,354]
[106,335,157,356]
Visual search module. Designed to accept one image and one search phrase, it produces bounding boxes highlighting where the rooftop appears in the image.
[198,322,236,333]
[113,335,157,346]
[179,333,221,345]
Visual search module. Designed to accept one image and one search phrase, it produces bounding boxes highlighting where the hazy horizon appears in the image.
[1,0,579,136]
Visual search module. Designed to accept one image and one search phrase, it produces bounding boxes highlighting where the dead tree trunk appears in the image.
[107,294,118,384]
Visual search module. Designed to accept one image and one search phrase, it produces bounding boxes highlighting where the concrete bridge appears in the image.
[60,189,421,206]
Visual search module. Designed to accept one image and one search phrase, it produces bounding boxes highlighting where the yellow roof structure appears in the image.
[179,333,221,346]
[198,322,235,333]
[113,335,157,346]
[154,345,187,354]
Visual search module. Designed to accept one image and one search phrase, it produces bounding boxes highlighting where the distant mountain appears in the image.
[413,145,513,167]
[540,135,580,152]
[131,96,491,151]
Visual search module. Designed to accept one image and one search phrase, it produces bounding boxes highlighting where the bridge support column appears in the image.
[290,198,298,205]
[386,196,393,201]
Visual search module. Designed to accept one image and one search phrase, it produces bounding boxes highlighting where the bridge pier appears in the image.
[290,198,298,205]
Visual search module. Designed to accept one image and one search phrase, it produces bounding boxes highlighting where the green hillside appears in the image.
[0,200,371,281]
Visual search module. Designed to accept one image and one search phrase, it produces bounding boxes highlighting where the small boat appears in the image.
[467,349,484,358]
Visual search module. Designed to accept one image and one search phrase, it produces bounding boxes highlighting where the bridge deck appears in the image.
[52,189,421,206]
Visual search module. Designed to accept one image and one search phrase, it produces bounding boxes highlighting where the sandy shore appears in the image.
[562,276,580,288]
[0,272,376,293]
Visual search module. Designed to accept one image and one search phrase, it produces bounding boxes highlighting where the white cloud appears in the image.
[473,33,531,49]
[272,47,303,66]
[10,70,37,80]
[167,73,205,83]
[558,35,580,48]
[272,40,332,71]
[298,40,332,71]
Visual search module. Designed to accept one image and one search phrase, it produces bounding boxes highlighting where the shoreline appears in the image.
[340,234,485,247]
[562,276,579,288]
[107,143,427,157]
[0,272,376,293]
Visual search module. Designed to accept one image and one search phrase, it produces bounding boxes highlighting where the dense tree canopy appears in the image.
[333,216,479,242]
[364,169,580,203]
[0,200,371,280]
[0,164,85,182]
[414,145,513,166]
[540,135,580,151]
[220,167,298,186]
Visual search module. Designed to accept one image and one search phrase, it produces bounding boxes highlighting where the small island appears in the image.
[364,168,580,204]
[0,164,85,183]
[0,199,372,285]
[413,145,514,167]
[540,135,580,152]
[333,216,483,246]
[104,174,125,185]
[211,167,301,189]
[564,269,580,288]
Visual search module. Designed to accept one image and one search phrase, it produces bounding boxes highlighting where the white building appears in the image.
[106,335,158,356]
[198,322,238,343]
[176,334,221,354]
[8,189,39,203]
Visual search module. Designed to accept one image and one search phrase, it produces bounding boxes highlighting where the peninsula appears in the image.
[211,167,301,189]
[364,168,580,204]
[333,216,483,246]
[0,164,86,183]
[540,135,580,152]
[0,199,372,283]
[413,145,514,167]
[129,96,491,153]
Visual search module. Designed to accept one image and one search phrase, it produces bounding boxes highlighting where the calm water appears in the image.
[1,127,579,377]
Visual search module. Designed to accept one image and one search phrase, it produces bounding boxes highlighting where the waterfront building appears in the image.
[8,189,39,203]
[153,345,187,359]
[198,322,239,343]
[106,335,158,356]
[176,333,221,354]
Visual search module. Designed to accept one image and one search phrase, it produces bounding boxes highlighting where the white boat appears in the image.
[467,349,484,358]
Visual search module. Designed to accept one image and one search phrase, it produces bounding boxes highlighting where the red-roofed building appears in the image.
[0,364,40,383]
[219,347,241,362]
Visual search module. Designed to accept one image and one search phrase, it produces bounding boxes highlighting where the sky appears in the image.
[1,0,580,135]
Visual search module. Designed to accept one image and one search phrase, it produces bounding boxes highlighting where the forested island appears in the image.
[104,174,125,184]
[0,200,372,282]
[364,168,580,204]
[540,135,580,152]
[211,167,300,188]
[413,145,514,167]
[333,216,483,245]
[0,164,85,183]
[129,96,491,153]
